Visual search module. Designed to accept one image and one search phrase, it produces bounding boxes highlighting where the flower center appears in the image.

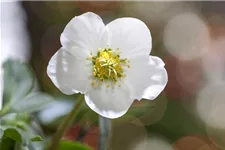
[87,48,130,87]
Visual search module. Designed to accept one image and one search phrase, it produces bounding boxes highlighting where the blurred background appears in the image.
[1,1,225,150]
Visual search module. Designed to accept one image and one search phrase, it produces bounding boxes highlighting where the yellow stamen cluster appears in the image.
[87,48,130,87]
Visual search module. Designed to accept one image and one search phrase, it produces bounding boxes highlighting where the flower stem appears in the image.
[48,95,83,150]
[98,115,111,150]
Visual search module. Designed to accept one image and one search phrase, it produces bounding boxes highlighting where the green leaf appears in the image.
[11,92,54,113]
[0,138,16,150]
[0,113,45,146]
[3,59,34,104]
[58,141,92,150]
[30,135,43,142]
[3,128,22,142]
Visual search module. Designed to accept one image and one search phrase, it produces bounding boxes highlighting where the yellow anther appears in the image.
[118,84,121,87]
[87,48,130,87]
[106,84,110,88]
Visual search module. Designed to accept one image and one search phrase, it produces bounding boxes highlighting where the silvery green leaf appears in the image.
[11,92,54,113]
[14,142,30,150]
[0,113,29,127]
[3,59,34,104]
[37,99,74,125]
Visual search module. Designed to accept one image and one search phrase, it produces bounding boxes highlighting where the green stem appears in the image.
[48,95,83,150]
[98,116,111,150]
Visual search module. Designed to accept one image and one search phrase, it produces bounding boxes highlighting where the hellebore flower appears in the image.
[47,12,168,119]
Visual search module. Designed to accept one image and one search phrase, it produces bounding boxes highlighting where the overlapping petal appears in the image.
[47,48,92,95]
[123,55,168,100]
[60,12,108,59]
[106,17,152,58]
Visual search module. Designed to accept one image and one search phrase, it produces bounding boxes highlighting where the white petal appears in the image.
[106,17,152,58]
[47,48,92,95]
[60,12,108,59]
[124,55,168,100]
[85,83,133,119]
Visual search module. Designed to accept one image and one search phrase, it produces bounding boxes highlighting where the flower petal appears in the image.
[124,55,168,100]
[47,48,92,95]
[85,83,133,119]
[60,12,108,59]
[106,17,152,58]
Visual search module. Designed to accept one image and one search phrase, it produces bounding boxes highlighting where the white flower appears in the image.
[47,12,168,119]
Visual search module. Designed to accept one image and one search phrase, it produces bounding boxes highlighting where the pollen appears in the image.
[88,48,130,85]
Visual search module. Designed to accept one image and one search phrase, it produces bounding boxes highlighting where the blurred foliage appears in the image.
[0,60,91,150]
[0,60,93,150]
[0,60,51,149]
[58,141,91,150]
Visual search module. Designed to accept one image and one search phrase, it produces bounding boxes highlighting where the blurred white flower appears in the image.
[47,12,168,119]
